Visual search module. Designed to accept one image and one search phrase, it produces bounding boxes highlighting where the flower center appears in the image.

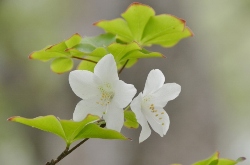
[96,83,115,107]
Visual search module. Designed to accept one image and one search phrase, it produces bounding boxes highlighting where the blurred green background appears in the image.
[1,0,250,164]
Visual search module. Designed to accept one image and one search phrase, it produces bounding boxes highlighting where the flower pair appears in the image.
[69,54,181,142]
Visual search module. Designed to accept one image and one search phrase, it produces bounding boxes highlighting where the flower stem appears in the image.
[118,60,129,74]
[72,56,97,64]
[45,139,89,165]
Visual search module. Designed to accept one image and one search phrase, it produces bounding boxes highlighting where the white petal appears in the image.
[143,107,170,137]
[143,69,165,96]
[157,108,170,135]
[152,83,181,107]
[112,80,137,108]
[69,70,100,99]
[130,93,151,142]
[73,99,105,121]
[139,117,151,143]
[103,103,124,132]
[94,54,119,82]
[144,111,164,137]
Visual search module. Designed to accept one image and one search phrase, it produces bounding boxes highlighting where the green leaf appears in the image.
[8,115,66,140]
[81,33,116,48]
[107,42,141,62]
[123,48,163,60]
[9,115,130,146]
[29,48,65,61]
[77,56,101,72]
[217,159,238,165]
[29,33,82,61]
[50,57,73,73]
[94,18,133,43]
[107,42,163,68]
[193,152,245,165]
[121,2,155,41]
[95,2,193,47]
[75,123,128,140]
[124,110,139,129]
[141,14,192,47]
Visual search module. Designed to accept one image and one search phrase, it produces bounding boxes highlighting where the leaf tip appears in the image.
[214,151,220,158]
[28,53,34,59]
[127,137,133,141]
[236,157,246,163]
[131,2,142,5]
[130,2,151,8]
[187,27,194,37]
[7,116,17,121]
[123,2,155,16]
[93,20,103,26]
[74,33,82,37]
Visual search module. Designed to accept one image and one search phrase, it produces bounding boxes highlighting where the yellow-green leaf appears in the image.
[95,2,193,47]
[124,110,139,129]
[50,57,73,74]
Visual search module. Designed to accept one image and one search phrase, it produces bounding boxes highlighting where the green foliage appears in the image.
[29,33,81,73]
[50,57,73,73]
[108,42,163,69]
[29,33,81,61]
[192,152,245,165]
[28,3,192,74]
[124,110,139,129]
[8,115,128,147]
[95,2,193,47]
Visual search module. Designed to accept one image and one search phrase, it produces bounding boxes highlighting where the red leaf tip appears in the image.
[7,116,17,121]
[74,33,81,37]
[131,2,142,5]
[28,53,34,59]
[93,20,103,26]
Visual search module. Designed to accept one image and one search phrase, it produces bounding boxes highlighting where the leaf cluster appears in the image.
[29,2,192,74]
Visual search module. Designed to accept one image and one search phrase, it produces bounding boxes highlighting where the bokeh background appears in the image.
[1,0,250,164]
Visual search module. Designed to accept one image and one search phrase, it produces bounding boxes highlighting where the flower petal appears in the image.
[143,69,165,96]
[157,108,170,135]
[113,80,137,108]
[73,99,105,121]
[94,54,119,82]
[69,70,100,99]
[143,107,170,137]
[130,93,151,142]
[142,103,169,137]
[152,83,181,107]
[103,103,124,132]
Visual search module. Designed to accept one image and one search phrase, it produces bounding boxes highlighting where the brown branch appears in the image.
[45,123,106,165]
[118,60,129,74]
[72,56,97,64]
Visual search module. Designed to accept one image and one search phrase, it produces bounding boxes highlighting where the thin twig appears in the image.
[118,60,129,74]
[72,56,97,64]
[45,123,106,165]
[45,139,89,165]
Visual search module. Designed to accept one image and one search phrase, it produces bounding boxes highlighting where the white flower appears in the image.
[130,69,181,142]
[69,54,137,132]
